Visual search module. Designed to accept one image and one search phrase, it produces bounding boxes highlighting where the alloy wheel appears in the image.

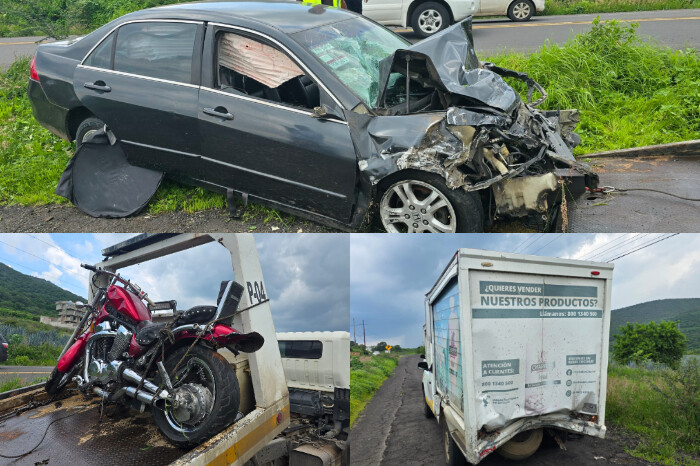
[380,180,457,233]
[512,2,531,19]
[418,9,443,34]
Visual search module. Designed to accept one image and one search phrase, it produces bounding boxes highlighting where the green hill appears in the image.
[610,298,700,352]
[0,262,87,318]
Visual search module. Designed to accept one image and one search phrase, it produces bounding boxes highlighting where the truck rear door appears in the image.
[467,270,606,430]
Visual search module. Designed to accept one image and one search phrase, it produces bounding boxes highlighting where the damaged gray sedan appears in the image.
[28,2,597,231]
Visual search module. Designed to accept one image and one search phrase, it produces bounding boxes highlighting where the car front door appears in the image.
[197,25,358,223]
[73,20,204,173]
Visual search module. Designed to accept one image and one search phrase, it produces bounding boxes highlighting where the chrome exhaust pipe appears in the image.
[124,386,157,405]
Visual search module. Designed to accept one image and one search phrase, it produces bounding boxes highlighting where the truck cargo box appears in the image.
[421,249,613,463]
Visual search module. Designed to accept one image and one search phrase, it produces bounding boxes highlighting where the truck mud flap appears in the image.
[54,129,163,218]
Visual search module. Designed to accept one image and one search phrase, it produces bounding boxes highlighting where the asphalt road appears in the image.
[399,9,700,53]
[1,9,700,69]
[349,355,651,466]
[0,365,53,385]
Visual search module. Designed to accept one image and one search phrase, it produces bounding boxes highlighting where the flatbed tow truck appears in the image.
[0,234,349,466]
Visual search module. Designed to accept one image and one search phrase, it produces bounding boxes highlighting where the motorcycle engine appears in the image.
[87,322,133,384]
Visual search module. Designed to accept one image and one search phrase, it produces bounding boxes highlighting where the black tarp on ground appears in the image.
[55,130,163,218]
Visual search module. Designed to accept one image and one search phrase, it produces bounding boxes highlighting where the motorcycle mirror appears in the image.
[75,301,86,309]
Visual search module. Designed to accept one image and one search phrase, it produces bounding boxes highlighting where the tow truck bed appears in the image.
[1,387,185,465]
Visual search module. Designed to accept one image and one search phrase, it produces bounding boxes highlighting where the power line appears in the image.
[579,234,644,261]
[0,239,86,290]
[531,234,564,255]
[514,234,544,254]
[606,234,679,262]
[0,256,87,295]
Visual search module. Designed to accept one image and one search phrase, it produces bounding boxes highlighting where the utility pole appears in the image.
[353,318,356,344]
[363,320,366,348]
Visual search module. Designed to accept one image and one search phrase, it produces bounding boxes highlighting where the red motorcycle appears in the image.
[45,264,264,447]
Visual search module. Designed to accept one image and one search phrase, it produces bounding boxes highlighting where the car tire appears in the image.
[411,2,450,38]
[507,0,535,21]
[75,117,106,150]
[377,171,484,233]
[443,419,467,466]
[497,428,543,460]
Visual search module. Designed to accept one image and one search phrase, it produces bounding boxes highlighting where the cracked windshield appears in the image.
[293,18,409,107]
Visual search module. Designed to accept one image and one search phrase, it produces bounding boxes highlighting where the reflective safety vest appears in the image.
[301,0,344,8]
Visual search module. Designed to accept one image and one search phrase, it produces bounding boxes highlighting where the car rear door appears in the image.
[196,24,358,223]
[73,20,204,173]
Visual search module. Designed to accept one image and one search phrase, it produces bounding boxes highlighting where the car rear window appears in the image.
[112,22,198,84]
[279,340,323,359]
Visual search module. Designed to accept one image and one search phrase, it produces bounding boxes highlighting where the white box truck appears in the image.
[419,249,613,464]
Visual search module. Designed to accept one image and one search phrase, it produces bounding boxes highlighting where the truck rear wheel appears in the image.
[442,420,466,466]
[497,428,543,460]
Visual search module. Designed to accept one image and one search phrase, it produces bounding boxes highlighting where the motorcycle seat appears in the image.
[135,321,167,346]
[178,305,218,325]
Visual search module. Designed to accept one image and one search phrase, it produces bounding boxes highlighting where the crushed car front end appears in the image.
[350,18,599,226]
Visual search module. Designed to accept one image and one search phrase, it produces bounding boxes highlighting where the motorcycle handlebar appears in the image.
[81,263,98,272]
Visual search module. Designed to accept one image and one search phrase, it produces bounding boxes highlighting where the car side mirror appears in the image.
[418,361,429,371]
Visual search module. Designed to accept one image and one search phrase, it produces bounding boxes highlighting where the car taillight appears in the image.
[30,55,39,81]
[1,343,7,348]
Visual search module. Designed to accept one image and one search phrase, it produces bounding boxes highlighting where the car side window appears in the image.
[113,22,197,84]
[216,32,320,110]
[84,32,115,69]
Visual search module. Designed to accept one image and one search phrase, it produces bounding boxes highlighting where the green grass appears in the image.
[606,362,700,465]
[350,354,399,426]
[486,19,700,155]
[1,21,699,211]
[543,0,700,16]
[0,376,48,394]
[0,342,63,365]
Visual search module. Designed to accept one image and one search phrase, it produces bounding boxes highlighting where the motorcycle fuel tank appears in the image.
[107,285,151,323]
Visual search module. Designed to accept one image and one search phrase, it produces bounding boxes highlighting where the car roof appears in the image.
[144,1,358,33]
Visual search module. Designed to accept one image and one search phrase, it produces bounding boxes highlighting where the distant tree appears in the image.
[416,346,425,355]
[612,321,687,369]
[372,341,388,352]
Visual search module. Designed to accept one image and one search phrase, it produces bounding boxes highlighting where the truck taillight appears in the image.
[30,55,39,81]
[591,271,600,276]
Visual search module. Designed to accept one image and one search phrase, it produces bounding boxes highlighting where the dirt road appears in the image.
[349,354,652,466]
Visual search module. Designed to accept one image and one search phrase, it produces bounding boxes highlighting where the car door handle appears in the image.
[84,81,111,92]
[203,107,234,120]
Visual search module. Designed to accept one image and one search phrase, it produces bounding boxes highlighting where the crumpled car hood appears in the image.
[376,18,521,114]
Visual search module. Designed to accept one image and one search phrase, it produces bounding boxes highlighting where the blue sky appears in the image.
[0,233,349,333]
[350,234,700,348]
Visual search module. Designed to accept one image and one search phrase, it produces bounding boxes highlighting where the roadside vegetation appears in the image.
[488,19,700,154]
[606,360,700,465]
[350,354,399,425]
[0,324,68,365]
[1,20,699,213]
[0,376,48,394]
[543,0,700,16]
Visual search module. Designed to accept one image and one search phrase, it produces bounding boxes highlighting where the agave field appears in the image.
[0,324,68,366]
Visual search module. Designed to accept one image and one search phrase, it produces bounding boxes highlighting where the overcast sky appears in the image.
[0,233,349,333]
[350,233,700,348]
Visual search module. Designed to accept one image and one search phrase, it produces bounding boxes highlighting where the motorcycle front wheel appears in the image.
[152,344,240,448]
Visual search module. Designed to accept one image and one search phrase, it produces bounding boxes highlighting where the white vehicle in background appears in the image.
[362,0,542,38]
[277,331,351,437]
[420,249,613,464]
